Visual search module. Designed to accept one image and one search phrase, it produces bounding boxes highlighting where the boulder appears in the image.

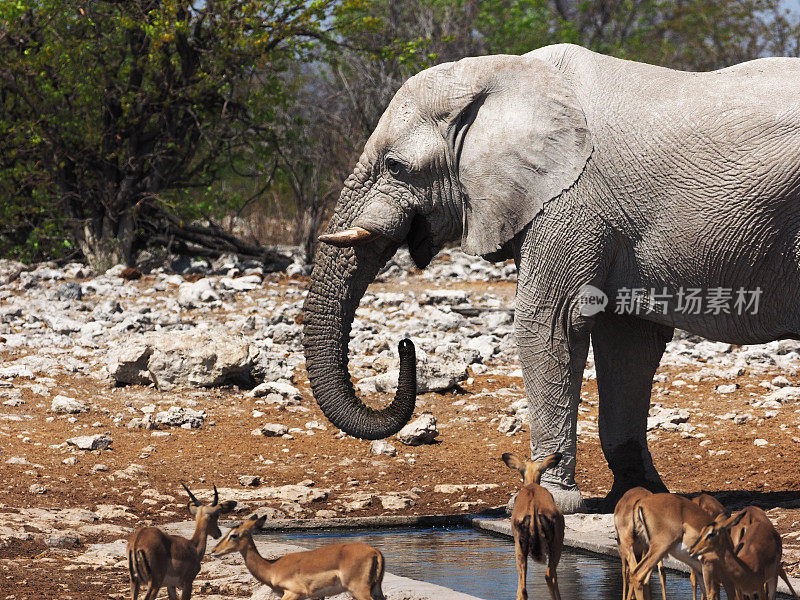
[397,414,439,446]
[154,406,205,428]
[106,329,256,390]
[178,278,219,307]
[51,395,90,414]
[67,434,113,451]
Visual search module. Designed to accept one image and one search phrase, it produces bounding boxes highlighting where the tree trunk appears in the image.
[74,209,136,272]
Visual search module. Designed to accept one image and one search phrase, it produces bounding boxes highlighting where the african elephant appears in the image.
[302,43,800,512]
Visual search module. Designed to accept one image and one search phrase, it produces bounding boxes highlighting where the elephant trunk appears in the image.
[302,185,417,440]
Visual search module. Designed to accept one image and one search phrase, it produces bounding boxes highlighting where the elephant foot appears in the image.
[541,482,587,514]
[599,476,669,513]
[507,486,587,515]
[549,486,587,514]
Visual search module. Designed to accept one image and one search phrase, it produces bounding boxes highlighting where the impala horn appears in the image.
[318,227,377,247]
[212,484,219,506]
[182,483,201,506]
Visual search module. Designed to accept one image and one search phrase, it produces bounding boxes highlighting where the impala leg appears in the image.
[350,583,378,600]
[621,554,629,600]
[142,583,160,600]
[630,543,671,600]
[167,586,178,600]
[514,532,530,600]
[545,564,562,600]
[701,566,722,600]
[655,562,665,600]
[371,582,386,600]
[130,579,140,600]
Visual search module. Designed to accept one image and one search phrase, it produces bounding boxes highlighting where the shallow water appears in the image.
[255,525,714,600]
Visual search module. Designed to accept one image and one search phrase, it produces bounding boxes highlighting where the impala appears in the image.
[614,487,663,600]
[502,452,565,600]
[689,506,798,600]
[127,484,237,600]
[213,514,386,600]
[628,493,735,600]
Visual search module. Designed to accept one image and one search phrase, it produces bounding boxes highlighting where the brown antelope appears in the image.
[689,505,798,600]
[127,484,237,600]
[628,493,736,600]
[502,452,565,600]
[688,493,728,600]
[212,514,386,600]
[615,491,726,600]
[615,487,663,600]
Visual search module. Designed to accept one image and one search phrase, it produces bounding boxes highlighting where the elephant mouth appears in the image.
[405,213,435,269]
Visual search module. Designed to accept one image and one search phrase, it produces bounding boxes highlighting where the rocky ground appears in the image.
[2,249,800,599]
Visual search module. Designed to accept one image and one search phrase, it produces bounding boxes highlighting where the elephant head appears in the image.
[303,53,593,440]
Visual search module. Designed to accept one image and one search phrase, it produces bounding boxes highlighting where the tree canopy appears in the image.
[1,0,799,267]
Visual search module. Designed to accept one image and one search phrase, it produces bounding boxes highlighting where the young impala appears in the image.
[615,487,663,600]
[502,452,565,600]
[213,514,386,600]
[689,505,798,600]
[127,484,237,600]
[628,493,735,600]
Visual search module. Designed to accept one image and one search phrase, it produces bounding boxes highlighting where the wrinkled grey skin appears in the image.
[302,43,800,512]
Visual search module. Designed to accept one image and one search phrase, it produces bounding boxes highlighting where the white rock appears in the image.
[772,376,792,388]
[754,438,769,447]
[106,328,256,390]
[67,434,113,451]
[251,381,301,404]
[218,275,261,291]
[51,395,89,414]
[647,407,690,431]
[369,440,397,457]
[259,423,289,437]
[765,387,800,404]
[397,414,439,446]
[715,383,739,394]
[497,415,522,436]
[377,495,414,510]
[178,278,219,307]
[238,475,261,487]
[154,406,205,428]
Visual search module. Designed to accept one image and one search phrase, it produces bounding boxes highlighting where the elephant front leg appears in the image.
[592,311,673,509]
[515,304,592,514]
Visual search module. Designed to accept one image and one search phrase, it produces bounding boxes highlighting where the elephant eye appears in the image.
[385,157,405,176]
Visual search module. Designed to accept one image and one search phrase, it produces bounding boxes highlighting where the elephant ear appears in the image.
[448,55,592,257]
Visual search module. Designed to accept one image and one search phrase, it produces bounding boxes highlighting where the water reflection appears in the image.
[254,526,706,600]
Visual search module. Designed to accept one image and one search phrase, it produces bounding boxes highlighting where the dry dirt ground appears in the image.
[2,273,800,599]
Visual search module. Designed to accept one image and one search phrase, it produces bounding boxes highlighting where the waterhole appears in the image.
[255,525,708,599]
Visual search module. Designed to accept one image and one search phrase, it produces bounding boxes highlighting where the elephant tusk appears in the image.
[318,227,377,247]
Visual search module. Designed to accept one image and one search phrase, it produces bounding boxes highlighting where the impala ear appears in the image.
[722,510,747,531]
[446,55,592,257]
[502,452,526,475]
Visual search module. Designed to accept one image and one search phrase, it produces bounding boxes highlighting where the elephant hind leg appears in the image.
[592,311,673,510]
